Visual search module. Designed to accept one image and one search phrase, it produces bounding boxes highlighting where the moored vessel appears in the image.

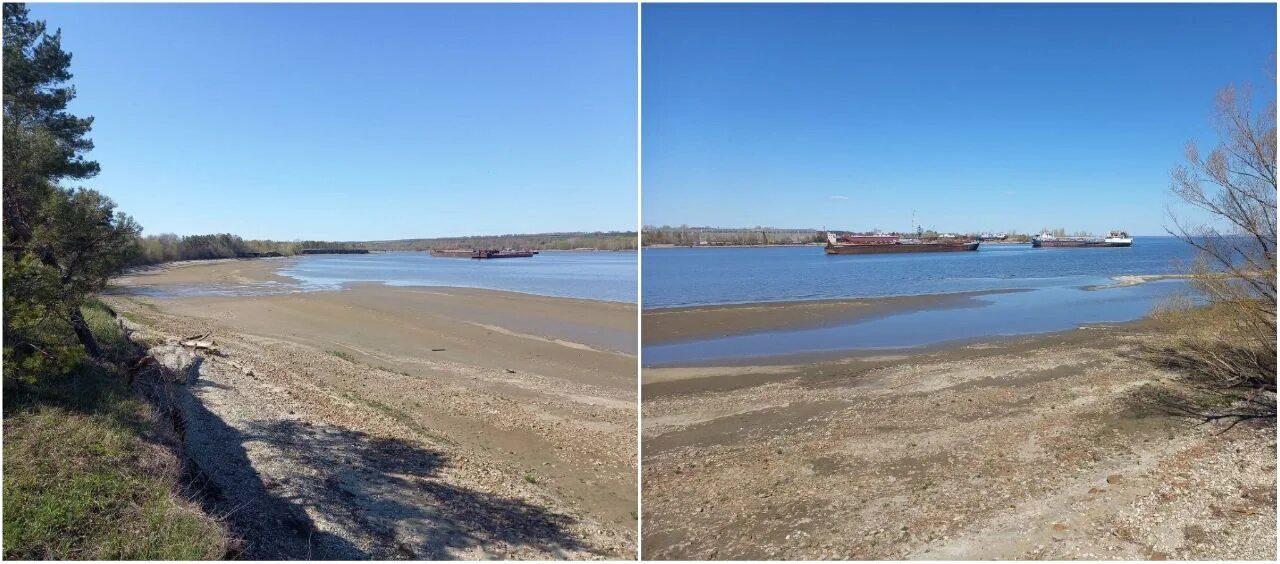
[824,232,979,254]
[1032,230,1132,248]
[430,249,479,258]
[481,249,538,259]
[430,249,539,259]
[1103,230,1133,247]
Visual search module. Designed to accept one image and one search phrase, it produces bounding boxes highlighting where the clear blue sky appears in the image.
[643,3,1276,236]
[32,3,637,241]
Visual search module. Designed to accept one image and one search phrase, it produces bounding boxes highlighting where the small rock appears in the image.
[1183,524,1209,544]
[1106,473,1123,485]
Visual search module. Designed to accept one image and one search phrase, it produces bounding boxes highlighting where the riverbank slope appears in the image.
[105,259,637,559]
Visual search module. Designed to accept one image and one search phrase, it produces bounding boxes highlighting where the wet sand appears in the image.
[105,259,637,559]
[642,303,1275,560]
[114,257,299,285]
[643,289,1026,345]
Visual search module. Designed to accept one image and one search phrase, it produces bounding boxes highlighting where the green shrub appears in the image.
[2,305,229,559]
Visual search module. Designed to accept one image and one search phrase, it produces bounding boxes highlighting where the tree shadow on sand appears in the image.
[1119,343,1276,431]
[177,379,591,559]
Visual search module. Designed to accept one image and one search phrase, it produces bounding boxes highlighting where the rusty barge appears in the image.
[429,249,539,259]
[824,232,979,255]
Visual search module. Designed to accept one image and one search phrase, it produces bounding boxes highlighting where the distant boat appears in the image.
[1032,230,1132,248]
[482,249,538,259]
[1103,230,1133,247]
[430,249,539,259]
[824,232,979,254]
[429,249,477,258]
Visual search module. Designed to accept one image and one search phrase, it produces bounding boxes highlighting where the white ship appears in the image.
[1104,230,1133,247]
[1032,230,1133,248]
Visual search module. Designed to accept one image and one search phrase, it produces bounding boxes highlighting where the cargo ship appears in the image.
[429,249,539,259]
[824,232,979,254]
[1032,230,1133,248]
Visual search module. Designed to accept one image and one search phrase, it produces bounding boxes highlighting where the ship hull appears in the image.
[1032,240,1103,248]
[429,249,479,258]
[430,249,538,259]
[1031,240,1132,248]
[825,242,979,254]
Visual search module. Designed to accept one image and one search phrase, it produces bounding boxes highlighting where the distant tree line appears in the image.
[369,231,636,251]
[645,225,1046,245]
[128,230,635,265]
[131,233,364,265]
[643,226,823,246]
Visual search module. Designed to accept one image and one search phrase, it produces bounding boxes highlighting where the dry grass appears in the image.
[1143,298,1276,427]
[326,349,357,363]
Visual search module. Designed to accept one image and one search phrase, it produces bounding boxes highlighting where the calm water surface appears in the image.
[643,237,1200,364]
[131,251,637,303]
[644,236,1194,307]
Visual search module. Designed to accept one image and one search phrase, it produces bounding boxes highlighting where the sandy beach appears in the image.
[641,299,1276,560]
[105,259,637,559]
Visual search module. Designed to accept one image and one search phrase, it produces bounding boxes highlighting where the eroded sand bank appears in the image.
[106,259,637,559]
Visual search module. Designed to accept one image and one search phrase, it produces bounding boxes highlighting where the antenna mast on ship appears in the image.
[912,209,922,238]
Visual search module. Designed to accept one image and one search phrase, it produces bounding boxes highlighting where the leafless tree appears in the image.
[1169,83,1276,330]
[1161,81,1277,420]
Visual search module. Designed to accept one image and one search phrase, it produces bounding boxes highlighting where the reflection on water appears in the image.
[643,279,1192,366]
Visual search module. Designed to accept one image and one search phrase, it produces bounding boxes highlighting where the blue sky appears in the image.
[642,3,1276,236]
[31,3,637,241]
